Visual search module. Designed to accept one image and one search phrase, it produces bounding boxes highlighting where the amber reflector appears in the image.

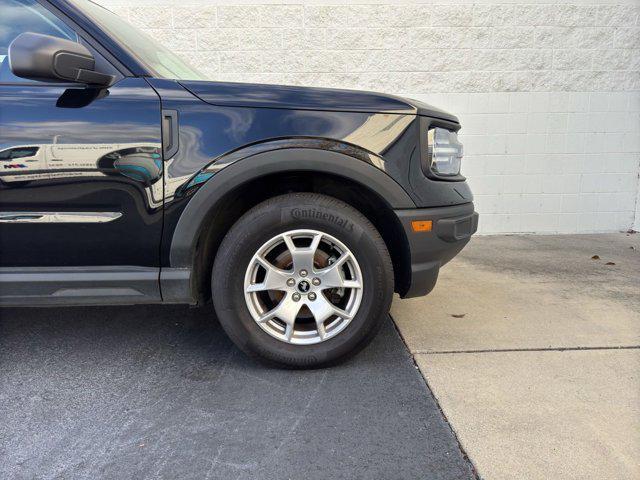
[411,220,432,232]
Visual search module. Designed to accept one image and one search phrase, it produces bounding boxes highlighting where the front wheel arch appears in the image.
[168,151,414,305]
[169,148,415,268]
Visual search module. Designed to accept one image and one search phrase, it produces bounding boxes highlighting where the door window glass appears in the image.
[0,0,78,83]
[0,146,39,160]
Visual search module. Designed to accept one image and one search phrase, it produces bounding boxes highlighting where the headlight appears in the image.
[427,127,463,177]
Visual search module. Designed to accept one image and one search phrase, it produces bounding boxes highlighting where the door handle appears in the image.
[162,110,179,160]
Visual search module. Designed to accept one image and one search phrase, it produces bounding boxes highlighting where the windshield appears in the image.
[73,0,206,80]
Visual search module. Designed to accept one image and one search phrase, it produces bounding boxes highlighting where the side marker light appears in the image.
[411,220,432,232]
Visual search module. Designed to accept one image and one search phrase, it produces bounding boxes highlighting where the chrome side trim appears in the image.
[0,212,122,223]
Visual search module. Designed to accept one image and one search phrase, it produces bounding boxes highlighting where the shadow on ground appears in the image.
[0,305,474,480]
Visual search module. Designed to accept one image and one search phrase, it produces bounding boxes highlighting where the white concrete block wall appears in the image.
[98,0,640,234]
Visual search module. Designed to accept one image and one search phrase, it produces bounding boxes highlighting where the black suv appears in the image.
[0,0,478,367]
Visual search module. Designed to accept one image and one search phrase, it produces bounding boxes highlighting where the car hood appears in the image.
[179,80,459,122]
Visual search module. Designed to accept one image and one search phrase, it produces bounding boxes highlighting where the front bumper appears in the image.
[394,202,478,298]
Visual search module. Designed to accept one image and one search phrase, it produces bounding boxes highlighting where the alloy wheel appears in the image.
[244,229,363,345]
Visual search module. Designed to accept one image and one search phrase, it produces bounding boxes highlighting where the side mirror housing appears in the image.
[9,32,114,87]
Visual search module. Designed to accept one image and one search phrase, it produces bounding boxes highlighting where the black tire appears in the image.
[212,193,394,368]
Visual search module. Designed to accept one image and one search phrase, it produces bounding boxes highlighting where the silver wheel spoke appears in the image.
[246,256,291,293]
[306,295,337,324]
[282,233,297,257]
[315,253,361,290]
[258,295,301,326]
[306,295,353,339]
[284,322,294,342]
[284,232,322,273]
[317,322,327,340]
[341,279,362,289]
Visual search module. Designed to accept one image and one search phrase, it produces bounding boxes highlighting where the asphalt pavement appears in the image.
[0,305,475,480]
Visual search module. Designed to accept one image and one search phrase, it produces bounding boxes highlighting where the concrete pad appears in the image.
[415,349,640,480]
[392,233,640,480]
[392,234,640,352]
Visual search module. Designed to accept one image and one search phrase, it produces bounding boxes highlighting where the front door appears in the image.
[0,0,164,303]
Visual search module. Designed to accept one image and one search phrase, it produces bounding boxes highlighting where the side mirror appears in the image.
[9,32,114,87]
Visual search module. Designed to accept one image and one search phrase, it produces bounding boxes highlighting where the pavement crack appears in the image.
[272,370,328,458]
[413,345,640,355]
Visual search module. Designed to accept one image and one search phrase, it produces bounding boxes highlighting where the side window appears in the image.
[0,0,78,83]
[0,146,39,160]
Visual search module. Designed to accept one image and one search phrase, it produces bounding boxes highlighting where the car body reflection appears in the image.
[0,141,161,183]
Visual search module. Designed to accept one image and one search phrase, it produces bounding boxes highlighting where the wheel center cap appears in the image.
[297,280,311,293]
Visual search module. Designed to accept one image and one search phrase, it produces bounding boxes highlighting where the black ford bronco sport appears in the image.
[0,0,478,367]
